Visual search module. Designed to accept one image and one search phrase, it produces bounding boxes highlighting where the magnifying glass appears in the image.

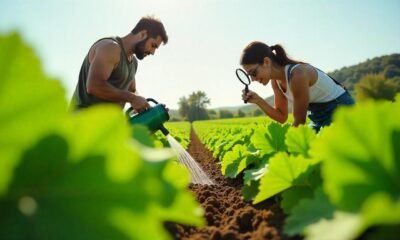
[235,68,251,103]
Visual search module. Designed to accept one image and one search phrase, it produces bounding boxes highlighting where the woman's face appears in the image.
[243,60,272,86]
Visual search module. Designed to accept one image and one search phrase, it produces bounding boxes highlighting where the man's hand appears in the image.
[161,104,169,112]
[130,95,150,113]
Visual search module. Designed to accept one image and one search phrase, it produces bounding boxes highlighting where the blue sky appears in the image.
[1,0,399,109]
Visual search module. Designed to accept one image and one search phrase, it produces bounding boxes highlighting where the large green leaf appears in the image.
[281,186,314,215]
[0,130,203,240]
[306,211,361,240]
[221,144,258,178]
[0,33,204,240]
[243,157,269,185]
[241,180,260,201]
[241,158,269,201]
[311,101,400,211]
[284,188,335,236]
[0,33,67,195]
[363,226,400,240]
[281,166,322,214]
[361,193,400,230]
[285,125,316,157]
[253,152,317,203]
[250,122,289,156]
[60,106,143,182]
[302,193,400,240]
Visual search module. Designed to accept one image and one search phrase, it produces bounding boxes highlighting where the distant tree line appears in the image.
[176,91,264,121]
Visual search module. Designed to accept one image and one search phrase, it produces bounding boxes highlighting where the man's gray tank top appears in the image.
[72,36,137,109]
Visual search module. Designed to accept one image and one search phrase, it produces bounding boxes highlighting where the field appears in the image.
[1,33,400,240]
[160,107,400,240]
[165,124,288,239]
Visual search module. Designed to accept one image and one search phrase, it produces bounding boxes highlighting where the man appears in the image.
[71,16,168,112]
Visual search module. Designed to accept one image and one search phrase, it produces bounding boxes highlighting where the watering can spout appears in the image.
[159,125,170,136]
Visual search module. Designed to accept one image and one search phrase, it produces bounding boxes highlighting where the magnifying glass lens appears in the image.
[236,69,251,85]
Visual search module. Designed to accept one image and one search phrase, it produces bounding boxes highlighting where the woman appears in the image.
[240,41,355,132]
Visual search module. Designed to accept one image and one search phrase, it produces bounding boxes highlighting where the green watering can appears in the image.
[126,98,170,136]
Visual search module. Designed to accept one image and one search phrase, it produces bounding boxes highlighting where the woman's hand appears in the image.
[242,89,262,104]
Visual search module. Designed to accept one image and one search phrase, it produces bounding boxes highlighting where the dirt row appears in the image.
[164,129,299,240]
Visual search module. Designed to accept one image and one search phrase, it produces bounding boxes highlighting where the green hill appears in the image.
[330,53,400,91]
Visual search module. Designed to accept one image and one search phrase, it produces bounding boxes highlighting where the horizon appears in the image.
[1,0,399,109]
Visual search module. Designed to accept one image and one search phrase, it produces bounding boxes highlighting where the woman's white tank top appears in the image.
[277,64,345,103]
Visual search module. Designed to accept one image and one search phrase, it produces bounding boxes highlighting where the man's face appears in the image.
[135,36,163,60]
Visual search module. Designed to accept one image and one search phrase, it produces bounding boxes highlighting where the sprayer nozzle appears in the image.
[160,125,170,136]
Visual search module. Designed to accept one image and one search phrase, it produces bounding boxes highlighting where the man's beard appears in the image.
[134,40,147,60]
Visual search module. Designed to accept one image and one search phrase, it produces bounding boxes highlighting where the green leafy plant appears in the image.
[304,100,400,239]
[0,32,204,240]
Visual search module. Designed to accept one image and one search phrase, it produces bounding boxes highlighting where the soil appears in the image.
[164,128,301,240]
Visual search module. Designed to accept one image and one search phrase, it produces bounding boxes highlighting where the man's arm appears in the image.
[86,40,149,111]
[128,80,136,93]
[86,40,132,101]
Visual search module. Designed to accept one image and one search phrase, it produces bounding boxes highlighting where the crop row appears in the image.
[193,100,400,240]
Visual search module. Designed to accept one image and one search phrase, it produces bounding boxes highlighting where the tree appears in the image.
[381,54,400,68]
[178,96,189,119]
[178,91,210,122]
[354,74,398,102]
[390,76,400,91]
[383,64,400,79]
[237,109,246,118]
[208,109,217,120]
[252,109,264,116]
[208,109,216,115]
[219,109,234,119]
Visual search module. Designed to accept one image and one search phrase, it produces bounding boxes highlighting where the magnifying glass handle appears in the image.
[244,85,249,104]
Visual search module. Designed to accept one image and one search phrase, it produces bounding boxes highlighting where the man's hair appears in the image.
[131,16,168,44]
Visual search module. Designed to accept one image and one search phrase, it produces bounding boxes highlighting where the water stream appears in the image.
[166,134,214,185]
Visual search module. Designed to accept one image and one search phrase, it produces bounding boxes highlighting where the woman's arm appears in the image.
[243,86,288,123]
[290,65,316,126]
[271,79,288,122]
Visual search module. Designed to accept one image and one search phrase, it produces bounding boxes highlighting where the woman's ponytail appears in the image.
[241,42,303,66]
[270,44,302,65]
